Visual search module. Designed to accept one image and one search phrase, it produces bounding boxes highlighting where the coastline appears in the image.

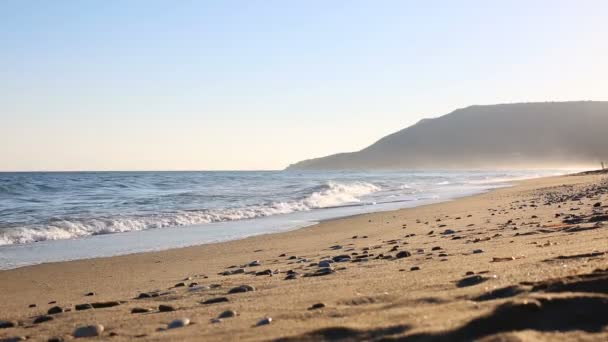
[0,174,521,270]
[1,172,607,341]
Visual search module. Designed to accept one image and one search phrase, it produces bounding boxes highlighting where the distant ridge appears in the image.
[286,101,608,170]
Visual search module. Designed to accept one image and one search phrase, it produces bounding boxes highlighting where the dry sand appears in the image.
[1,172,608,341]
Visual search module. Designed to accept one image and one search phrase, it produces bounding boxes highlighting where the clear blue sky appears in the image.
[1,0,607,171]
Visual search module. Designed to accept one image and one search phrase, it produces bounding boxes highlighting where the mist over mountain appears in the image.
[287,101,608,170]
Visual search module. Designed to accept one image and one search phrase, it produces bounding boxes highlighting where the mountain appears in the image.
[286,101,608,170]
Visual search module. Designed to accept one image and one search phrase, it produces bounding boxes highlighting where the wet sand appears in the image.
[1,171,608,341]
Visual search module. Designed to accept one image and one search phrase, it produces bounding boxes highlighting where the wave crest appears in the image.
[0,181,380,246]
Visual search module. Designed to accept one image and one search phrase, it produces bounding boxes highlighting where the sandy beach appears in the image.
[1,172,607,341]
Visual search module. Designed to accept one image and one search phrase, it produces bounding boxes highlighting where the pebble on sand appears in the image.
[168,318,190,329]
[158,304,176,312]
[221,268,245,276]
[47,306,64,315]
[331,255,351,262]
[131,307,152,314]
[91,301,122,309]
[304,267,335,277]
[318,260,332,268]
[256,317,272,326]
[33,315,54,324]
[75,304,94,311]
[136,292,159,299]
[396,251,411,259]
[201,297,229,305]
[410,266,421,271]
[228,285,256,294]
[308,303,326,310]
[255,269,273,276]
[218,310,237,318]
[0,320,17,329]
[73,324,104,338]
[456,275,489,288]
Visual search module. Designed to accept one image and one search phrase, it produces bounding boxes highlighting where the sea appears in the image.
[0,170,567,269]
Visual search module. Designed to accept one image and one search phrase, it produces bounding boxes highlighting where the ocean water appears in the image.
[0,170,565,269]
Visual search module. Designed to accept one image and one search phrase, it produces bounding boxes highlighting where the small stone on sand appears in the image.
[308,303,325,310]
[228,285,256,294]
[318,260,332,268]
[33,315,54,324]
[456,275,489,288]
[396,251,411,259]
[47,306,64,315]
[218,310,237,318]
[75,304,94,311]
[168,318,190,329]
[158,304,175,312]
[256,317,272,326]
[202,297,229,305]
[73,324,104,338]
[0,320,17,329]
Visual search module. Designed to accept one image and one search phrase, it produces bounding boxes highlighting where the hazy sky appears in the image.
[1,0,607,171]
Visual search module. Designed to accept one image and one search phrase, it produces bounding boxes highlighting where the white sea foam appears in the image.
[0,181,380,246]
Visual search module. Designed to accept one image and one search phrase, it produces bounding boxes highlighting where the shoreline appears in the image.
[1,172,607,341]
[0,179,513,271]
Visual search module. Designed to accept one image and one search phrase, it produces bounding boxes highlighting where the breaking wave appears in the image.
[0,181,380,246]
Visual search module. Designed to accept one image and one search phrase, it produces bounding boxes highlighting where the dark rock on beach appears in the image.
[396,251,411,259]
[73,324,104,338]
[229,285,256,294]
[168,318,190,329]
[457,275,489,288]
[308,303,326,310]
[218,310,237,318]
[91,301,122,309]
[332,255,351,262]
[158,304,175,312]
[0,320,17,329]
[33,315,54,324]
[47,306,64,315]
[304,267,335,277]
[202,297,229,305]
[75,304,94,311]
